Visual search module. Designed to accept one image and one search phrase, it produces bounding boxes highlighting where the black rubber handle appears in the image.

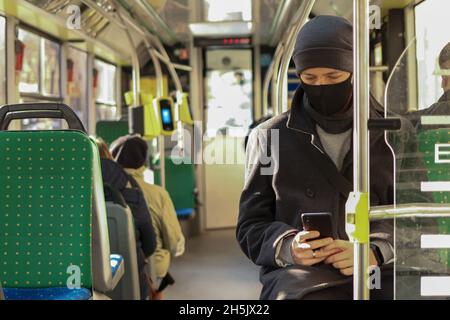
[368,118,402,131]
[0,103,86,132]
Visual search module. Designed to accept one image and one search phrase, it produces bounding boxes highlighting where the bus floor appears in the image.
[164,228,262,300]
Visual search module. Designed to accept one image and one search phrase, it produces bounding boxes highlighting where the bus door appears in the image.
[203,49,253,229]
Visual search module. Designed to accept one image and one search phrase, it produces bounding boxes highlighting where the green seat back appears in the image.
[153,156,195,211]
[0,130,93,288]
[96,121,128,146]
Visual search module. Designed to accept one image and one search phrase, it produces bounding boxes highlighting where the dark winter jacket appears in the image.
[236,87,427,299]
[101,158,157,299]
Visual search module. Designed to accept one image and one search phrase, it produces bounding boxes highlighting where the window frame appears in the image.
[0,14,7,105]
[17,24,63,101]
[94,56,118,106]
[67,45,90,127]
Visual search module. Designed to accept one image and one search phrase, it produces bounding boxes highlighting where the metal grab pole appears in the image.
[352,0,370,300]
[276,0,316,114]
[116,10,140,107]
[146,44,166,190]
[262,44,283,117]
[271,45,285,116]
[116,10,140,134]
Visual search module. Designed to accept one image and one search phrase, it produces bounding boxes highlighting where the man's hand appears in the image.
[290,230,342,266]
[323,240,378,276]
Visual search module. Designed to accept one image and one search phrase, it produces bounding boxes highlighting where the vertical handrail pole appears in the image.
[352,0,371,301]
[145,42,166,190]
[262,44,283,117]
[276,0,316,114]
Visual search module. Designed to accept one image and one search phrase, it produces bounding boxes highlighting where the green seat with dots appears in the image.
[0,130,93,297]
[153,155,196,218]
[96,121,129,146]
[418,129,450,267]
[0,103,125,300]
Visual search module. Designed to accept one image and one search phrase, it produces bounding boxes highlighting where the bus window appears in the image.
[17,28,63,130]
[415,0,450,110]
[204,0,252,21]
[204,49,253,137]
[41,37,61,97]
[18,28,40,94]
[0,16,5,105]
[67,47,88,129]
[94,58,118,121]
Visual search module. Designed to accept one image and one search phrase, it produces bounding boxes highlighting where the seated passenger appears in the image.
[237,16,395,300]
[96,138,157,300]
[407,42,450,129]
[110,135,185,300]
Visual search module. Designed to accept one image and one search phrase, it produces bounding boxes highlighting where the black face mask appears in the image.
[302,77,353,116]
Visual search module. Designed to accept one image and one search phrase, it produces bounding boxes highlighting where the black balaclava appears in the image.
[292,15,354,133]
[110,135,149,169]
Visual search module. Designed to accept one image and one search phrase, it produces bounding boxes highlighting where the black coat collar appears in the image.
[286,86,386,148]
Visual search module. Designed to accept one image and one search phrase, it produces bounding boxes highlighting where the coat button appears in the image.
[305,188,315,198]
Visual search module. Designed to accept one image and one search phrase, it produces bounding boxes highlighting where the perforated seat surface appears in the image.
[0,130,93,289]
[153,156,195,216]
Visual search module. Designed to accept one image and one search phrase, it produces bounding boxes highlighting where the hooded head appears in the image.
[110,135,149,169]
[292,16,354,120]
[293,15,353,75]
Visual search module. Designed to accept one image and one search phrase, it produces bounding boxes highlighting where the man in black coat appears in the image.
[236,16,396,300]
[408,42,450,130]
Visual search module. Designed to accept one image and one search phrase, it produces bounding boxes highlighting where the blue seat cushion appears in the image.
[3,287,91,300]
[176,208,194,217]
[110,254,123,277]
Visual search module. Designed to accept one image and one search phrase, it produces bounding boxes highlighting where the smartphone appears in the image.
[300,212,336,239]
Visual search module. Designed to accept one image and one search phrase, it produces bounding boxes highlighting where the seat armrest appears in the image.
[110,254,125,290]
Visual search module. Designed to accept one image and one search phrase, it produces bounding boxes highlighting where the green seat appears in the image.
[0,130,93,294]
[153,156,196,217]
[418,129,450,267]
[96,121,129,146]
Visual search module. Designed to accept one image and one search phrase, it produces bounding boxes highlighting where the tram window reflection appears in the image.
[17,29,40,94]
[94,58,118,121]
[41,38,61,97]
[17,28,61,97]
[67,47,88,128]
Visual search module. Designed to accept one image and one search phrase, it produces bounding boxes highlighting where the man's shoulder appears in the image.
[423,100,450,115]
[253,111,290,131]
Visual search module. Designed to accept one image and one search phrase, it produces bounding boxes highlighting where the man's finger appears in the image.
[340,267,354,276]
[321,242,339,252]
[313,248,342,258]
[332,259,353,269]
[300,256,327,266]
[306,237,334,250]
[325,248,352,264]
[322,241,347,253]
[297,230,321,242]
[292,248,315,260]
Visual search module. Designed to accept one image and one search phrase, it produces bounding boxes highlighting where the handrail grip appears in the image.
[370,203,450,220]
